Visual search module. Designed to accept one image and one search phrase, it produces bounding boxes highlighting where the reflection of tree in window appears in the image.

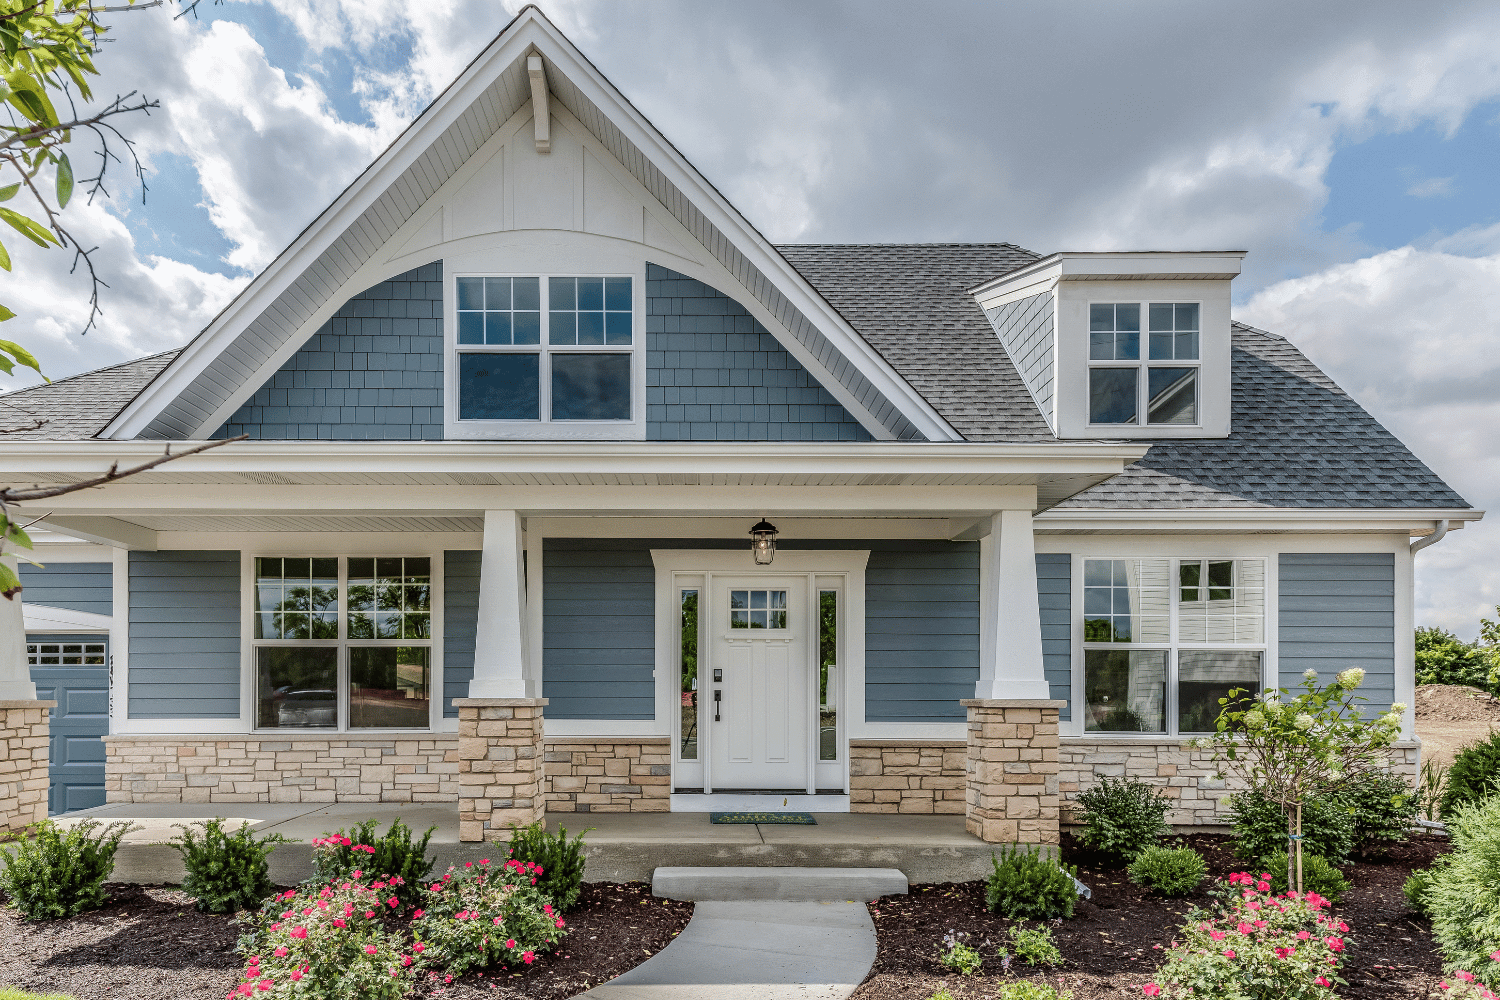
[679,591,698,760]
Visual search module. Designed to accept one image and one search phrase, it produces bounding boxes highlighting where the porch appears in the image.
[59,801,1006,883]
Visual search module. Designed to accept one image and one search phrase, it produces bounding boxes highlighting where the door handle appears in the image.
[713,689,721,722]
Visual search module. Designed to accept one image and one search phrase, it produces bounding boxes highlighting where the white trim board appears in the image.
[21,604,113,633]
[669,793,850,813]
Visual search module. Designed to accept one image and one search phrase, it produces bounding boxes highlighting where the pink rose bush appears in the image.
[232,875,424,1000]
[1440,966,1500,1000]
[411,859,567,975]
[1141,872,1348,999]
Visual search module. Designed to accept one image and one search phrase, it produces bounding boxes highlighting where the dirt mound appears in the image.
[1416,683,1500,769]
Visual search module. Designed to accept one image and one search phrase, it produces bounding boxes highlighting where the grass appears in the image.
[0,989,80,1000]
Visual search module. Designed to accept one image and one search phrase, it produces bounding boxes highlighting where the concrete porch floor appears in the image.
[59,803,1012,885]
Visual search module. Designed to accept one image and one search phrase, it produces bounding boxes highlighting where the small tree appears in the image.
[1201,667,1404,893]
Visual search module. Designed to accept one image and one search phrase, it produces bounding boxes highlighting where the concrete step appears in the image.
[652,865,908,902]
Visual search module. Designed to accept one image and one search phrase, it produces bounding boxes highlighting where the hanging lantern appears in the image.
[749,518,779,565]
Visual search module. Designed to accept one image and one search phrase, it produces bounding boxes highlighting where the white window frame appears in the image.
[1085,299,1202,429]
[247,554,440,734]
[444,268,647,440]
[1076,555,1268,738]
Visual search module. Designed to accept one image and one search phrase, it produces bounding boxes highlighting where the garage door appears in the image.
[27,635,109,814]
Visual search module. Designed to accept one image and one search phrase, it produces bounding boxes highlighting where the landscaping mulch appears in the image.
[0,881,691,1000]
[851,832,1453,1000]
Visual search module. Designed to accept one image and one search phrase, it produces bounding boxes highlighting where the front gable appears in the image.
[105,7,953,444]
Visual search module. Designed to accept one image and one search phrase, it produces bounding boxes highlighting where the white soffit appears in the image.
[971,251,1248,308]
[103,7,954,443]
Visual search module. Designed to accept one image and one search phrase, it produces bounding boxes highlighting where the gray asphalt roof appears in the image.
[0,350,180,440]
[1052,323,1470,509]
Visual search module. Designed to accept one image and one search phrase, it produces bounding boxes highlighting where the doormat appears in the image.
[709,811,817,825]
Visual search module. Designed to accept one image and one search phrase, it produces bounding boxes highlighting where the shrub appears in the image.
[1344,769,1419,849]
[985,845,1079,920]
[1007,924,1063,967]
[1405,866,1438,917]
[506,820,589,912]
[233,874,422,1000]
[995,984,1073,1000]
[1074,777,1171,862]
[1128,846,1207,898]
[1229,788,1356,864]
[1444,730,1500,818]
[1426,795,1500,989]
[310,817,434,907]
[1147,872,1349,999]
[412,858,567,975]
[1440,972,1500,1000]
[0,819,136,920]
[1420,760,1450,821]
[170,819,288,914]
[1260,851,1351,904]
[926,990,957,1000]
[1416,626,1493,690]
[937,929,983,975]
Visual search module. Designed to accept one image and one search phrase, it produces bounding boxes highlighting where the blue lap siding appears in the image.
[1035,553,1072,720]
[542,540,657,720]
[18,562,113,615]
[1277,552,1397,709]
[127,551,241,719]
[443,550,482,717]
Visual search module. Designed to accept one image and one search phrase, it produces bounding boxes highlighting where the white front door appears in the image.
[709,575,810,790]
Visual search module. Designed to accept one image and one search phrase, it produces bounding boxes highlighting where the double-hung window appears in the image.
[1088,302,1200,426]
[1080,557,1265,735]
[253,557,433,731]
[453,274,637,433]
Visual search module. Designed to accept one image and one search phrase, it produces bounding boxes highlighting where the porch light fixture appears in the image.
[749,518,779,565]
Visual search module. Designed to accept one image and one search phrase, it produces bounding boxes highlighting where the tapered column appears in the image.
[976,509,1050,700]
[469,510,529,699]
[0,558,36,701]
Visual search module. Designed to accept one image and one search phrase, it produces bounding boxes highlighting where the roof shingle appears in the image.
[0,350,180,440]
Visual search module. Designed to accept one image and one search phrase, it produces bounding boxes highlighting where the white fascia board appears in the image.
[101,14,552,440]
[970,251,1248,299]
[1034,506,1485,534]
[35,517,158,550]
[21,604,113,632]
[0,439,1149,480]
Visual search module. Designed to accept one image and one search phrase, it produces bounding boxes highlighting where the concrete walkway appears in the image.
[573,900,877,1000]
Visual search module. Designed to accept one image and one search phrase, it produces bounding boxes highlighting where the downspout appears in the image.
[1410,519,1450,555]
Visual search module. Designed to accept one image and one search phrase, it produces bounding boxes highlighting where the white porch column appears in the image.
[468,510,530,699]
[976,509,1051,700]
[0,558,36,701]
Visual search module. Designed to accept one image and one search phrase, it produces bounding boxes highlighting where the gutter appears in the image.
[1410,519,1450,555]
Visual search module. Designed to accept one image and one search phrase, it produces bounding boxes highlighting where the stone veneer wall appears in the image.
[849,739,966,814]
[103,735,462,803]
[544,737,670,812]
[455,698,546,842]
[0,701,52,832]
[963,700,1064,845]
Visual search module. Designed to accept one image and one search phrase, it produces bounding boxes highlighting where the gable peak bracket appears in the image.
[528,53,551,153]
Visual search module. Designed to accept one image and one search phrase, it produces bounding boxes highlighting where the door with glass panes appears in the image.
[709,576,810,790]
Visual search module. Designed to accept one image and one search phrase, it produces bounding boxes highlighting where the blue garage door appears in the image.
[26,634,110,814]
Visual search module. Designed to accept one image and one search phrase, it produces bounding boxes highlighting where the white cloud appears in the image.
[1407,176,1455,198]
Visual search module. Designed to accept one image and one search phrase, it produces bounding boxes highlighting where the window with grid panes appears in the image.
[253,556,432,731]
[1088,301,1200,426]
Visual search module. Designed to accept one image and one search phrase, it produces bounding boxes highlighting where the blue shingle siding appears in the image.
[1277,552,1396,710]
[215,262,444,440]
[1036,553,1071,720]
[864,541,980,722]
[18,562,113,615]
[127,551,240,719]
[443,551,481,717]
[542,540,656,720]
[645,264,872,441]
[985,291,1055,431]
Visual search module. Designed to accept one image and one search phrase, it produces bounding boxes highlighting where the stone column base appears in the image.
[453,697,547,842]
[1,700,54,833]
[962,698,1064,845]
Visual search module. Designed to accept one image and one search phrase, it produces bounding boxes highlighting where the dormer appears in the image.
[972,251,1246,440]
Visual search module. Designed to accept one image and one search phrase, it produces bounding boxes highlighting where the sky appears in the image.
[2,0,1498,638]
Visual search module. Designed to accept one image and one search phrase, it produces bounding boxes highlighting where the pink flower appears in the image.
[543,903,553,916]
[1210,931,1226,941]
[1256,880,1270,892]
[388,897,399,908]
[402,955,413,967]
[1316,977,1332,987]
[290,969,304,982]
[290,926,308,940]
[494,917,503,925]
[1143,986,1162,997]
[1492,951,1500,962]
[523,951,536,965]
[506,939,517,949]
[365,945,378,956]
[273,947,288,958]
[556,919,565,928]
[1459,971,1478,982]
[466,861,473,867]
[1223,950,1236,959]
[413,909,425,919]
[352,869,363,878]
[365,910,376,919]
[414,943,425,953]
[1297,931,1311,940]
[257,982,272,993]
[1236,922,1254,935]
[333,919,346,929]
[1326,937,1344,953]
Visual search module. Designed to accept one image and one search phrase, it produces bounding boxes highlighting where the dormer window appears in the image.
[1087,301,1200,426]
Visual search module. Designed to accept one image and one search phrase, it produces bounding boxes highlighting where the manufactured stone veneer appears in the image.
[0,701,54,833]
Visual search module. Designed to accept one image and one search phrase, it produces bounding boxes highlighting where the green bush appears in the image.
[1261,851,1351,903]
[169,818,288,914]
[937,930,983,975]
[1404,866,1438,917]
[412,859,567,974]
[0,819,136,920]
[1007,924,1064,967]
[1074,776,1171,861]
[1425,794,1500,988]
[1416,626,1493,690]
[1128,845,1208,898]
[1443,730,1500,818]
[985,845,1079,920]
[1229,788,1357,864]
[1343,769,1419,848]
[310,816,434,907]
[506,820,589,912]
[995,984,1073,1000]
